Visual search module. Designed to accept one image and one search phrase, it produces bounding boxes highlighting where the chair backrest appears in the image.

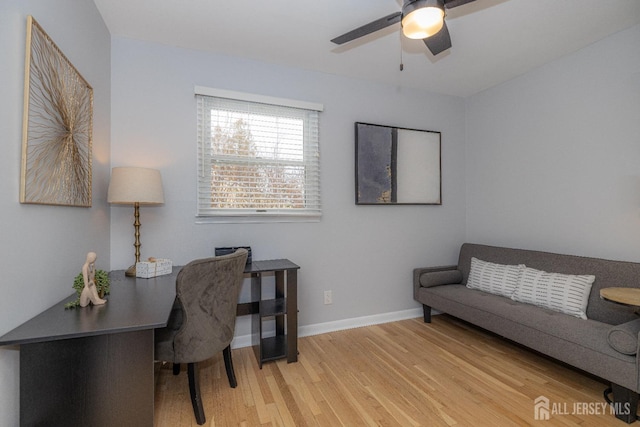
[173,249,248,363]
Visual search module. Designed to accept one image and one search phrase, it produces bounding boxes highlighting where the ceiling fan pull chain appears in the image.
[399,33,404,71]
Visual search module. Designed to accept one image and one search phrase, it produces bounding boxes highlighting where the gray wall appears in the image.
[0,1,111,425]
[466,24,640,262]
[109,38,468,337]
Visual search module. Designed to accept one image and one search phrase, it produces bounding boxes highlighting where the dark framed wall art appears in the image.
[355,122,441,205]
[20,16,93,207]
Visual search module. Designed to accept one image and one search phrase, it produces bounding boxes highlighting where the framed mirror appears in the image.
[355,122,441,205]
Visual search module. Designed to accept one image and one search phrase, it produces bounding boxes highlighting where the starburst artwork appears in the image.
[20,16,93,207]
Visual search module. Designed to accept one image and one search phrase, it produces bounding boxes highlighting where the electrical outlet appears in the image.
[324,290,332,305]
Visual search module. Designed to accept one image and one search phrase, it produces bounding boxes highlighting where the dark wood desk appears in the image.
[0,259,299,425]
[0,269,178,427]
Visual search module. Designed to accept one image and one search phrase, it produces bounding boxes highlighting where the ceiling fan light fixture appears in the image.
[402,0,445,40]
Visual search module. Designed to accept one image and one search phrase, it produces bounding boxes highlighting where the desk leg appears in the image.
[275,270,285,337]
[20,330,153,427]
[250,273,262,368]
[286,269,298,363]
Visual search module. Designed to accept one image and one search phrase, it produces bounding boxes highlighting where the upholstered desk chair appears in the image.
[155,248,248,425]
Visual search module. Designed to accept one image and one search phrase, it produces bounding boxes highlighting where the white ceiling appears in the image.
[93,0,640,98]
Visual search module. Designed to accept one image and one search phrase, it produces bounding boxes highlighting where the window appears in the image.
[196,87,322,222]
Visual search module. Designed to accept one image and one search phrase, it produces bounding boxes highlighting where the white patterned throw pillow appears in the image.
[466,257,524,298]
[512,266,595,319]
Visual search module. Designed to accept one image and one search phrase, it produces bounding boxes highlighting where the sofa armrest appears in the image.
[413,265,461,301]
[607,319,640,356]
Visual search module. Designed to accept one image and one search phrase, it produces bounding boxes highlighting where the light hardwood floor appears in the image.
[154,315,629,426]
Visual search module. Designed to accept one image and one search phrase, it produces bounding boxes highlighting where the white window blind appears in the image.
[196,91,321,220]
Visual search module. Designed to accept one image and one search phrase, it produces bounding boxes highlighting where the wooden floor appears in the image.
[154,315,629,426]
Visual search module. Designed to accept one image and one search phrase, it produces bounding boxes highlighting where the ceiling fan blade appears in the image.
[331,12,402,45]
[423,21,452,55]
[444,0,476,9]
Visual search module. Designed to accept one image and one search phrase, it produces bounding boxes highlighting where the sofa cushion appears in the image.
[512,266,595,319]
[608,319,640,355]
[456,243,640,325]
[420,285,619,357]
[466,257,524,298]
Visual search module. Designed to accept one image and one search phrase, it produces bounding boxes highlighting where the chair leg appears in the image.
[173,363,180,375]
[187,362,206,425]
[223,345,238,388]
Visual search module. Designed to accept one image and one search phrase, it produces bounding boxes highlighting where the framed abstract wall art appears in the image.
[355,122,441,205]
[20,16,93,207]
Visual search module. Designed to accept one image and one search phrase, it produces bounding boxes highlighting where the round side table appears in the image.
[600,287,640,308]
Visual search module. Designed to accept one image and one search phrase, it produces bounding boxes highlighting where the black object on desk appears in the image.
[216,246,252,265]
[0,269,178,427]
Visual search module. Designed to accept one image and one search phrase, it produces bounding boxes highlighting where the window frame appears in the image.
[195,86,323,224]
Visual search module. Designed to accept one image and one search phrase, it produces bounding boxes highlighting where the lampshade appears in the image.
[108,167,164,205]
[402,0,445,40]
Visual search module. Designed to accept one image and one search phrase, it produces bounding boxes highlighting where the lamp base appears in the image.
[125,264,137,277]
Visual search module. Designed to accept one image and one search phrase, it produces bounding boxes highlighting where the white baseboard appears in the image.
[231,307,423,349]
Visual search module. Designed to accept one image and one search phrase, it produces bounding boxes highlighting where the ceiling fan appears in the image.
[331,0,477,56]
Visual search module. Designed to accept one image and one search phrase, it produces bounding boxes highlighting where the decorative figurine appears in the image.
[79,252,107,307]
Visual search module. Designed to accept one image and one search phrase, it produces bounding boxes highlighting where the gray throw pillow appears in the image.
[420,269,463,288]
[608,319,640,355]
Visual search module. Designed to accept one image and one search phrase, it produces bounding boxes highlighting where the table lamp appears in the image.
[108,167,164,276]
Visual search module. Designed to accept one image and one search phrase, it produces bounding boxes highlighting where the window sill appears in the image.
[195,213,321,224]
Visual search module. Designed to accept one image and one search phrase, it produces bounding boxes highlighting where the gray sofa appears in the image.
[413,243,640,423]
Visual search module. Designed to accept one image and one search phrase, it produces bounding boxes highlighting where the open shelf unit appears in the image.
[245,259,299,368]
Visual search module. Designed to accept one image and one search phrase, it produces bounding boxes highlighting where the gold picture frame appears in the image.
[20,16,93,207]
